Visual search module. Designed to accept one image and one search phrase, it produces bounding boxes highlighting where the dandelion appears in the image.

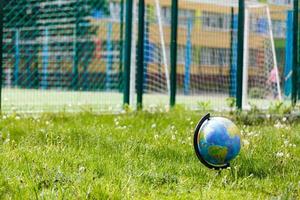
[154,134,159,140]
[172,135,176,140]
[282,117,287,122]
[275,152,284,158]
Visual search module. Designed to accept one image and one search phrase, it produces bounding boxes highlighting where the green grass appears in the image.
[0,110,299,199]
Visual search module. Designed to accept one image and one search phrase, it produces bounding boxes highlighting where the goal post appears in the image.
[242,4,282,109]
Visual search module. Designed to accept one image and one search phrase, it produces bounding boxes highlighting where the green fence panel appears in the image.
[2,0,125,113]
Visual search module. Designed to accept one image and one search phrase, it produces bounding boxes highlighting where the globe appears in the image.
[194,114,241,169]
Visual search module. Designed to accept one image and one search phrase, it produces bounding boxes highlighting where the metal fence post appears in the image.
[124,0,133,105]
[292,0,299,105]
[236,0,245,109]
[229,7,237,98]
[119,0,125,92]
[170,0,178,107]
[72,3,79,90]
[0,0,3,110]
[137,0,145,110]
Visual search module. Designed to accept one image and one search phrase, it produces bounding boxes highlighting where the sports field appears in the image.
[0,110,299,199]
[1,88,284,113]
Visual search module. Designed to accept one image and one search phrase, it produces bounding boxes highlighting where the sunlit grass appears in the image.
[0,110,299,199]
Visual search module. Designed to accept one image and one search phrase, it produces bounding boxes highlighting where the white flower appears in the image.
[282,117,287,122]
[284,140,289,146]
[79,166,86,173]
[275,152,284,158]
[151,123,157,129]
[275,121,284,129]
[172,135,176,140]
[243,139,250,146]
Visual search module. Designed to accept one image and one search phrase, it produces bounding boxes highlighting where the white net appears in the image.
[131,0,171,108]
[176,1,236,110]
[244,6,282,109]
[174,1,282,110]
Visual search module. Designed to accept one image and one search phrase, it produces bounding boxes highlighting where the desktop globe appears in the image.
[194,114,241,169]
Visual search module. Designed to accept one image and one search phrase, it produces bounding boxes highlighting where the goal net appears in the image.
[130,0,171,108]
[174,0,282,110]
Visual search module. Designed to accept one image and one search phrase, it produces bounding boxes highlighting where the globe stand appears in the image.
[193,113,230,170]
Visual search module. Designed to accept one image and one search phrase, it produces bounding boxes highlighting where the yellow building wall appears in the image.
[89,0,291,74]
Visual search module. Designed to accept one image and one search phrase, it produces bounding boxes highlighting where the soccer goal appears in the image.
[242,4,282,109]
[130,0,171,108]
[174,0,282,110]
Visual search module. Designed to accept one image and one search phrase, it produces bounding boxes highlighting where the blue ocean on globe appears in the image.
[197,117,241,166]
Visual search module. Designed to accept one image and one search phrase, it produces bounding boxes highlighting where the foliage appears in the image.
[197,101,212,111]
[0,111,299,199]
[268,101,292,115]
[249,88,265,99]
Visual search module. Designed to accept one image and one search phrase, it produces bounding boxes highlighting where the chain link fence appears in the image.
[2,0,125,113]
[0,0,298,113]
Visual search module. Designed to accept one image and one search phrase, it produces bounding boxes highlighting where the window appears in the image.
[161,6,171,25]
[249,16,268,35]
[249,49,259,68]
[109,2,121,20]
[202,12,231,31]
[272,20,286,38]
[177,45,186,64]
[268,0,292,6]
[161,7,195,26]
[200,48,230,67]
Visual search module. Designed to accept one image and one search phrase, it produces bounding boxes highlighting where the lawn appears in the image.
[0,109,299,199]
